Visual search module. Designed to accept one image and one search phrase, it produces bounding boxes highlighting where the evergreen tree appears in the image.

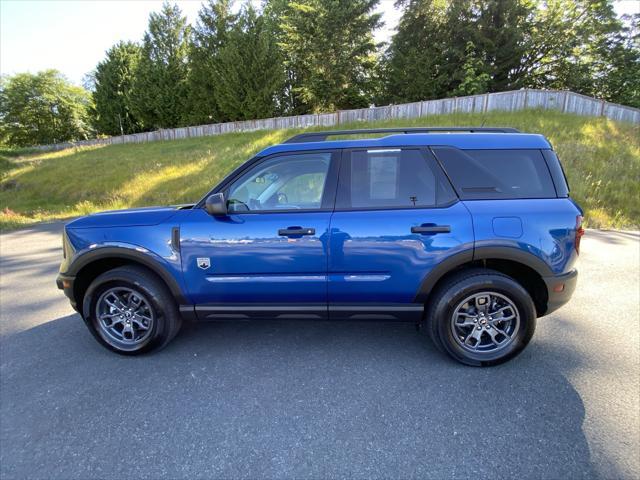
[272,0,382,112]
[382,0,534,103]
[92,41,143,136]
[262,0,304,114]
[185,0,236,124]
[381,0,450,103]
[473,0,534,91]
[213,4,286,120]
[132,2,191,129]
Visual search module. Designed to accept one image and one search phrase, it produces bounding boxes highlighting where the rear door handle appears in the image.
[278,227,315,236]
[411,225,451,234]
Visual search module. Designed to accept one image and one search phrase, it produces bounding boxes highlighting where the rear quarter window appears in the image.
[542,150,570,197]
[432,147,557,200]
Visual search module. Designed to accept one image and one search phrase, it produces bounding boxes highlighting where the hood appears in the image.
[66,205,191,229]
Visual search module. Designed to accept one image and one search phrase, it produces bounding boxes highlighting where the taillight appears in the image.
[575,215,585,254]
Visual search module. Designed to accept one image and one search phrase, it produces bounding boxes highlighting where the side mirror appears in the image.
[205,193,228,216]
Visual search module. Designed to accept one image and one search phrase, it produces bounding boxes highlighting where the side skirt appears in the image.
[180,304,424,322]
[329,304,424,322]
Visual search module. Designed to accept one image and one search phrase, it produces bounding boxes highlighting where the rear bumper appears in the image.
[542,269,578,315]
[56,273,78,311]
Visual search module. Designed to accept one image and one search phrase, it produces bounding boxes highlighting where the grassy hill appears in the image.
[1,109,638,231]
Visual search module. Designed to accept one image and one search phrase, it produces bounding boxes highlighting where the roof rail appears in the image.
[283,127,521,144]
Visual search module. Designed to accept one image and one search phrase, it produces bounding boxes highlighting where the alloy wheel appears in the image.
[95,287,155,346]
[450,291,520,353]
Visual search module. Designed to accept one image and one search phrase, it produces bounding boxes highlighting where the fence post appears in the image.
[562,91,569,113]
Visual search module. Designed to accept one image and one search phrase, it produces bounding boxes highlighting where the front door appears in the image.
[327,147,474,320]
[180,150,339,320]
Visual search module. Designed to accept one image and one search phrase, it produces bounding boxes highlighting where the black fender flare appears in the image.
[66,246,188,305]
[473,246,553,277]
[414,246,553,303]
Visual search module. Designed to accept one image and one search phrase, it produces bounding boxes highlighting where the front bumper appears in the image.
[56,273,78,311]
[542,269,578,315]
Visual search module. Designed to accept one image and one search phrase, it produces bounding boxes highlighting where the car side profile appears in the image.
[57,127,582,366]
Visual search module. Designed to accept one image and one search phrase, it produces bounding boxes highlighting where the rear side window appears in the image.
[542,150,570,197]
[336,148,457,209]
[432,147,557,199]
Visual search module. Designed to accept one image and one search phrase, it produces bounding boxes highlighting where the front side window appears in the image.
[226,152,331,212]
[337,148,456,209]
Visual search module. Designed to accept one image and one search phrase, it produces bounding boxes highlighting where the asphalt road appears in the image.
[1,223,638,479]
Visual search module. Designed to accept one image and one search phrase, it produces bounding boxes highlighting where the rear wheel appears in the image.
[82,265,182,354]
[426,269,536,366]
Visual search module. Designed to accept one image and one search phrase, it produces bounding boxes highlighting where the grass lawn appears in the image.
[1,109,638,231]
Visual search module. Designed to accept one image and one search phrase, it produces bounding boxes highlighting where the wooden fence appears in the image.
[35,89,640,151]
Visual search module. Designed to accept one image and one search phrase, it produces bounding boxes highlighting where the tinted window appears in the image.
[226,153,331,211]
[337,148,456,209]
[433,148,557,199]
[542,150,570,197]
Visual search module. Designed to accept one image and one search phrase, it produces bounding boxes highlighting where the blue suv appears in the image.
[57,127,582,366]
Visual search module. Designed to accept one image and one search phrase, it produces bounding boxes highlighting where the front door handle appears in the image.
[411,224,451,234]
[278,227,315,236]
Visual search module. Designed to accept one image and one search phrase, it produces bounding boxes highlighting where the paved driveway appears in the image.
[1,223,638,479]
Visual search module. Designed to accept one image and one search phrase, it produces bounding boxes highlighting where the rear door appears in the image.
[327,147,474,320]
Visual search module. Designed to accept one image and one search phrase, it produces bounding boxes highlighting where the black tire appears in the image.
[425,268,536,366]
[82,265,182,355]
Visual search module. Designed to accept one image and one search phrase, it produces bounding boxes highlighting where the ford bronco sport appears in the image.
[57,127,582,366]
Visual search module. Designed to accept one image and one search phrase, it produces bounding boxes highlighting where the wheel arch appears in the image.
[67,247,186,311]
[415,248,551,316]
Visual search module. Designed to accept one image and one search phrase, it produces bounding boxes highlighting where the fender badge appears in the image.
[197,257,211,270]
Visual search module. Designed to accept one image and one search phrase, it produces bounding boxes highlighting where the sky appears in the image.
[1,0,638,86]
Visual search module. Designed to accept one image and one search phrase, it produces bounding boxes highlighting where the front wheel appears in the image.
[82,265,182,355]
[426,269,536,366]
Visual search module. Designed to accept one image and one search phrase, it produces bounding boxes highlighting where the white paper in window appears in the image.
[369,155,398,200]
